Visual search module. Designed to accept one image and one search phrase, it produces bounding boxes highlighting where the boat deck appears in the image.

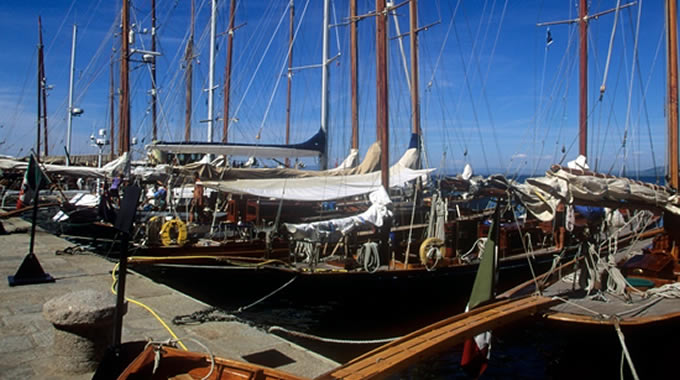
[540,237,680,325]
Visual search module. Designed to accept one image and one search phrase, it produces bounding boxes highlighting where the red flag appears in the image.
[461,331,491,378]
[460,205,499,377]
[16,168,31,209]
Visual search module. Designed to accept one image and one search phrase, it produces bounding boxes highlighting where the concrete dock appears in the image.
[0,217,338,379]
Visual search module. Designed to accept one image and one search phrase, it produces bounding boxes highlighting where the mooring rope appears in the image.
[267,326,399,345]
[236,276,297,313]
[613,318,640,380]
[173,276,298,324]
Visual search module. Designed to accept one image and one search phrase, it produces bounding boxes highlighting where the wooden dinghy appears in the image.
[117,344,308,380]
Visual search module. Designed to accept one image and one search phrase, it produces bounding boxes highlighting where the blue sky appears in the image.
[0,1,673,177]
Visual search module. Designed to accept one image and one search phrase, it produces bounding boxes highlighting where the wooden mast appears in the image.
[151,0,157,141]
[36,17,43,160]
[667,0,679,189]
[579,0,588,157]
[409,0,420,139]
[109,52,115,156]
[350,0,359,151]
[376,0,389,189]
[184,0,194,141]
[118,0,130,154]
[207,0,216,143]
[284,0,294,167]
[223,0,236,143]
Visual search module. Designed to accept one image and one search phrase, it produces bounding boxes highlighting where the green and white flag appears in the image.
[16,154,51,208]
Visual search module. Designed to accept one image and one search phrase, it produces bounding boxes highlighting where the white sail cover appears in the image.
[148,129,325,158]
[201,148,432,201]
[513,166,680,221]
[284,187,392,242]
[327,149,359,172]
[0,153,129,179]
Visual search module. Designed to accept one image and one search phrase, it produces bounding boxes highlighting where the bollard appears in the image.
[43,290,126,374]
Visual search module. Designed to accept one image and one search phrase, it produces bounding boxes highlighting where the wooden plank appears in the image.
[315,296,557,380]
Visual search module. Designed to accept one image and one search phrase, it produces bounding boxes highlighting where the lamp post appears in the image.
[91,129,109,194]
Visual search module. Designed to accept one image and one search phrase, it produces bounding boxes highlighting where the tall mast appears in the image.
[539,3,637,161]
[223,0,236,142]
[66,24,77,162]
[409,0,420,138]
[185,0,194,141]
[668,0,679,189]
[285,0,294,167]
[376,0,389,189]
[207,0,217,143]
[109,51,115,156]
[151,0,157,141]
[40,25,48,157]
[320,0,330,170]
[36,17,43,160]
[579,0,588,157]
[118,0,130,154]
[350,0,359,150]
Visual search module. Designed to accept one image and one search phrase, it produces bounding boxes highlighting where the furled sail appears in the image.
[0,152,129,179]
[201,148,432,201]
[513,165,680,221]
[148,128,325,158]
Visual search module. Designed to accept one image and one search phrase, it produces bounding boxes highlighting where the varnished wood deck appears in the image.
[315,295,558,380]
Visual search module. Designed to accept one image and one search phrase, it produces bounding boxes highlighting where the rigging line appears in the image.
[158,3,208,140]
[230,2,291,134]
[452,12,489,173]
[538,27,578,169]
[464,0,506,172]
[6,48,36,145]
[597,49,625,172]
[626,9,657,179]
[481,0,508,102]
[426,0,460,92]
[44,0,77,57]
[330,0,342,53]
[73,19,118,105]
[532,0,546,171]
[434,76,466,164]
[426,1,469,163]
[619,0,643,177]
[256,0,310,140]
[79,0,106,47]
[599,0,623,100]
[637,29,664,181]
[389,3,411,91]
[43,11,117,144]
[531,42,550,176]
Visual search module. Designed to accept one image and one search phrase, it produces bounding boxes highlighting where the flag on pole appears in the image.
[16,154,51,209]
[546,28,554,47]
[460,207,499,378]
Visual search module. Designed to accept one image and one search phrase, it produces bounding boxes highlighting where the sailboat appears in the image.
[127,1,578,321]
[488,1,680,377]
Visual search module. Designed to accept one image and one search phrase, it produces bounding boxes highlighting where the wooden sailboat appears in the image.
[127,1,575,318]
[491,2,680,377]
[501,0,680,329]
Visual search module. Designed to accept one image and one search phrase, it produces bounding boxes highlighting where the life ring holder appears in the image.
[160,218,188,247]
[419,237,444,270]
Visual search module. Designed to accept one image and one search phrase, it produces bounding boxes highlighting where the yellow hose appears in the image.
[110,263,188,351]
[128,255,290,268]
